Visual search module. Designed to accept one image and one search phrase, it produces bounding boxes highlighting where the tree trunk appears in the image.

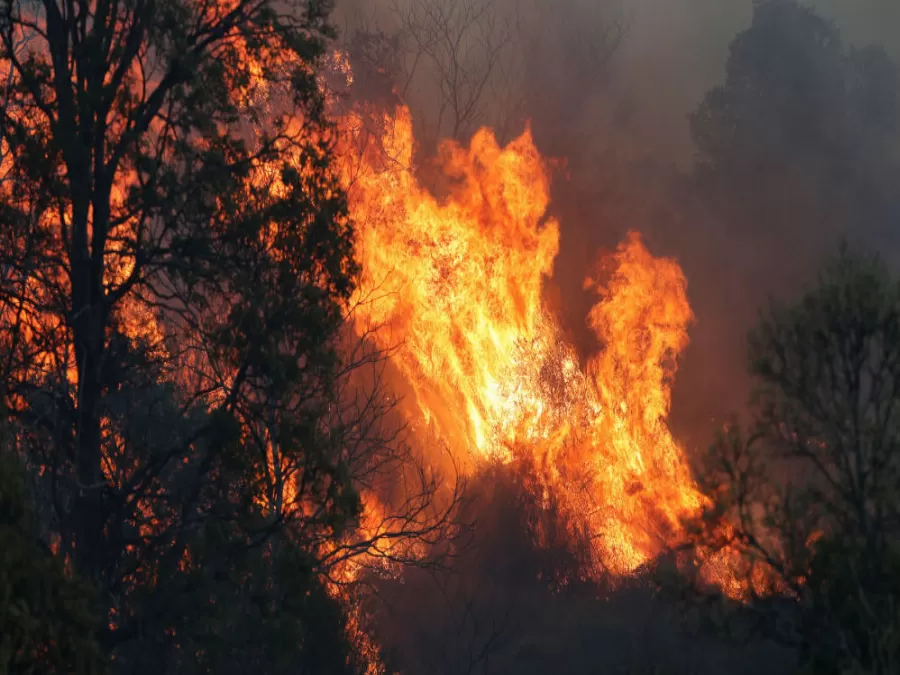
[70,205,108,585]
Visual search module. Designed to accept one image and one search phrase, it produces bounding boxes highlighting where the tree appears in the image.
[0,0,371,669]
[690,0,900,258]
[678,0,900,446]
[689,245,900,674]
[341,0,625,152]
[0,450,103,675]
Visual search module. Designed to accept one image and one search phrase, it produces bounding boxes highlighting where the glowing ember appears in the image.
[337,104,722,578]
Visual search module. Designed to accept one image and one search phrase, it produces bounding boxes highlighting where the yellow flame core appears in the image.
[342,106,714,576]
[349,108,560,459]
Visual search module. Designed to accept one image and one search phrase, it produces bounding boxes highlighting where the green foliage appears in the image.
[0,452,104,675]
[109,532,361,675]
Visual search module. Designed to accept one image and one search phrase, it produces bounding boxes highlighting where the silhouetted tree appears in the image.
[691,0,900,261]
[690,245,900,674]
[674,0,900,446]
[0,0,370,670]
[368,459,789,675]
[0,450,103,674]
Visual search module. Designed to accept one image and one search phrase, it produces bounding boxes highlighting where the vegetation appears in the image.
[690,247,900,675]
[0,451,103,675]
[370,459,787,675]
[680,6,900,670]
[0,0,898,673]
[691,0,899,256]
[0,0,365,670]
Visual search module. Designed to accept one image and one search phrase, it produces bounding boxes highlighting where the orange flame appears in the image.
[338,103,739,584]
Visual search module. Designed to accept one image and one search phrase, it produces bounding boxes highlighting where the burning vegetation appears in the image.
[1,0,900,674]
[339,100,721,580]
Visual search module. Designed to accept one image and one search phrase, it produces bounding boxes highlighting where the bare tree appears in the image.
[390,0,512,145]
[317,323,466,582]
[341,0,627,151]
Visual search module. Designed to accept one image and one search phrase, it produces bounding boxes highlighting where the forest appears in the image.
[0,0,899,673]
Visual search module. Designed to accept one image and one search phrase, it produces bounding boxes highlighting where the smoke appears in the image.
[330,1,900,671]
[333,0,899,163]
[531,0,900,446]
[592,0,900,165]
[329,0,900,542]
[334,0,899,448]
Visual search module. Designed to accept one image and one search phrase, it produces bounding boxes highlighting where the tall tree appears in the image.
[691,0,900,261]
[0,0,368,669]
[678,0,900,442]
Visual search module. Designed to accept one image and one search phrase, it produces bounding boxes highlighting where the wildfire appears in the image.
[337,103,723,580]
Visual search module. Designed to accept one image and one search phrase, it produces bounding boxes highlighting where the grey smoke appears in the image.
[332,0,900,447]
[611,0,900,164]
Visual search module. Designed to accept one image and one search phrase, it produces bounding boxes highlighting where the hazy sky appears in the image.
[613,0,900,162]
[334,0,899,162]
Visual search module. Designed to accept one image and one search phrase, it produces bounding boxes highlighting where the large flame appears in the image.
[339,105,716,576]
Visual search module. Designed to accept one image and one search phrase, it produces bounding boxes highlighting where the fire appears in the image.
[338,104,719,578]
[345,107,561,463]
